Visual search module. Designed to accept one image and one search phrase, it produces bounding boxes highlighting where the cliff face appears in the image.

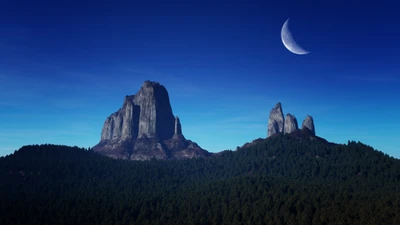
[100,82,174,141]
[134,81,175,140]
[284,113,298,134]
[93,81,210,160]
[302,115,316,136]
[100,97,140,141]
[267,102,284,137]
[267,102,316,137]
[172,116,184,139]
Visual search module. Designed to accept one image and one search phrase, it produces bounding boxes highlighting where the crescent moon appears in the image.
[281,18,309,55]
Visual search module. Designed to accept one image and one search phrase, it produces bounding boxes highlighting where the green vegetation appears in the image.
[1,134,399,225]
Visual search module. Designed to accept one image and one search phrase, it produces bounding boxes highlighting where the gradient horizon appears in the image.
[1,0,399,158]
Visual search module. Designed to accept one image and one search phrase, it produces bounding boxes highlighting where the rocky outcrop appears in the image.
[173,116,184,139]
[267,102,315,138]
[301,115,315,136]
[284,113,298,134]
[164,138,211,159]
[267,102,285,137]
[100,96,140,141]
[93,80,209,160]
[135,81,175,140]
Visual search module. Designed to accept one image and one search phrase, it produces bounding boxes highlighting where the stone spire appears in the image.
[284,113,298,134]
[173,116,185,139]
[267,102,285,137]
[301,115,316,136]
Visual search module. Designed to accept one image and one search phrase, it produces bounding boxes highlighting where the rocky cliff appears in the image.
[267,102,285,137]
[284,113,298,134]
[173,116,184,139]
[267,102,316,137]
[93,80,210,160]
[301,115,315,136]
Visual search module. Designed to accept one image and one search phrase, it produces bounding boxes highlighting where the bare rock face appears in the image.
[173,116,185,139]
[284,113,298,134]
[100,96,140,141]
[134,81,175,140]
[93,80,209,160]
[267,102,285,137]
[266,103,316,138]
[301,115,315,136]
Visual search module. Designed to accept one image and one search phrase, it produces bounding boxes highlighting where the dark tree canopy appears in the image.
[1,134,399,225]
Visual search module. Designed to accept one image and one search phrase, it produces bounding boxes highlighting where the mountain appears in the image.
[93,80,210,160]
[1,133,399,225]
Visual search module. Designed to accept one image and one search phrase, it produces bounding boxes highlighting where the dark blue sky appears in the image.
[1,0,400,158]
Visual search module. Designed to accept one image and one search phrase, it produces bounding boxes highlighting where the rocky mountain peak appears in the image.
[133,81,175,140]
[284,113,299,134]
[143,80,160,86]
[302,115,316,136]
[266,103,316,138]
[93,81,209,160]
[267,102,285,137]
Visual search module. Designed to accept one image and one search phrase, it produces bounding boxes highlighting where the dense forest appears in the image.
[1,133,399,225]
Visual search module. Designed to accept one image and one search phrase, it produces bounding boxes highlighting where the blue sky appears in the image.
[1,0,400,158]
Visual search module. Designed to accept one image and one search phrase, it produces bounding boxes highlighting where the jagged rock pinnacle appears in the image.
[173,116,185,139]
[94,80,209,160]
[267,102,284,137]
[302,115,316,136]
[284,113,298,134]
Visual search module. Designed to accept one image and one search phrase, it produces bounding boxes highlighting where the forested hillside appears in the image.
[1,134,399,225]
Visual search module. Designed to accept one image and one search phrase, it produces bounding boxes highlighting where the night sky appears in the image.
[1,0,399,158]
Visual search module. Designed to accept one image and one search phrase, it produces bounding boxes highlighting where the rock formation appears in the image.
[301,115,316,136]
[267,102,285,137]
[173,116,184,139]
[284,113,298,134]
[93,80,210,160]
[267,102,315,137]
[283,113,299,134]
